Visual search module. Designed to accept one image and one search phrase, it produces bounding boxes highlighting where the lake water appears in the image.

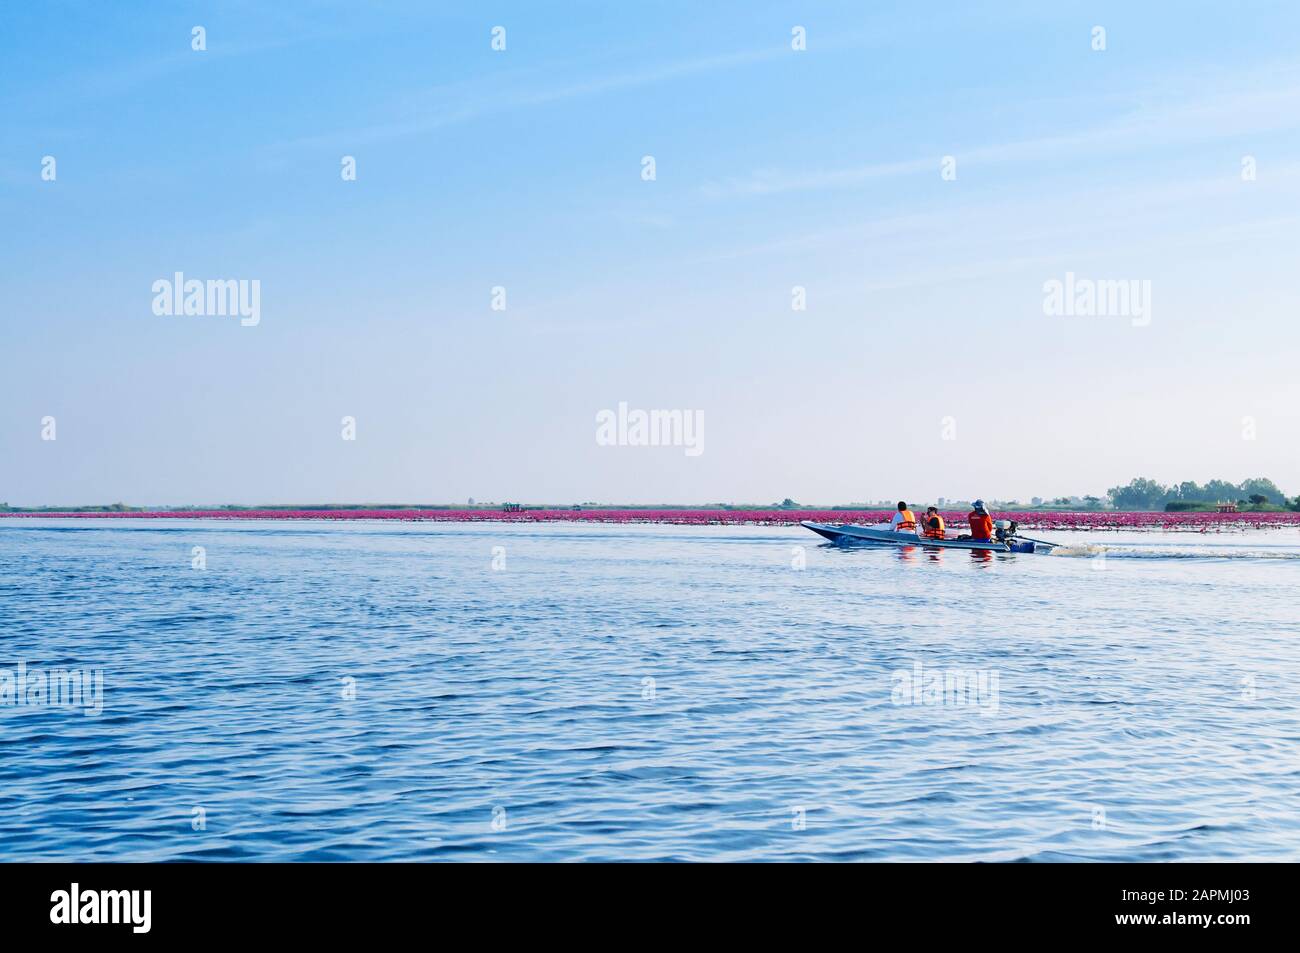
[1,518,1298,861]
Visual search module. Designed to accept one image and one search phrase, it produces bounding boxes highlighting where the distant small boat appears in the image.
[800,520,1057,554]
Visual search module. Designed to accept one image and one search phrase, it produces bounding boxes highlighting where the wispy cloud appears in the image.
[4,34,318,112]
[700,158,937,198]
[268,45,791,155]
[700,66,1300,199]
[691,160,1300,282]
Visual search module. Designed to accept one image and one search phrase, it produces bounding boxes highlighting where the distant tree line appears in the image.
[1106,477,1293,510]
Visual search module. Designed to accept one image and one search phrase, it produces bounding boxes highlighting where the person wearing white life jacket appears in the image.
[889,501,917,532]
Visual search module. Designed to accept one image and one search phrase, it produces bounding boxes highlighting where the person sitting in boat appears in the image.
[921,506,945,539]
[889,501,917,532]
[966,500,994,541]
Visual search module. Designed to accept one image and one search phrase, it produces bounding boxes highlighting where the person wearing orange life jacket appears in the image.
[966,499,994,541]
[921,506,945,539]
[889,501,917,532]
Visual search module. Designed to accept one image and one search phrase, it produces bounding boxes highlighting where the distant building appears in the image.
[1031,497,1043,506]
[502,503,523,513]
[1216,502,1237,513]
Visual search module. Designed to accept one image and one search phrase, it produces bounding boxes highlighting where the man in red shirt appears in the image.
[967,500,994,541]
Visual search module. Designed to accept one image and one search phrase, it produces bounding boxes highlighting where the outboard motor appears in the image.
[996,519,1036,551]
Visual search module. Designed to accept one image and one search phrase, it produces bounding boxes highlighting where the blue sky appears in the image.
[3,1,1299,505]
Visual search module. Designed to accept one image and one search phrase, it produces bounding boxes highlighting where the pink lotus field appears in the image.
[4,509,1300,530]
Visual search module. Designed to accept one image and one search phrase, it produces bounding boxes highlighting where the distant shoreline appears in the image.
[3,509,1299,530]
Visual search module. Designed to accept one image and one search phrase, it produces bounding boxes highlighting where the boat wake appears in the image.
[1053,545,1300,561]
[1045,544,1107,558]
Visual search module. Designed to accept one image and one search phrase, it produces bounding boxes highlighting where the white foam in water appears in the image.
[1101,546,1300,560]
[1047,544,1107,557]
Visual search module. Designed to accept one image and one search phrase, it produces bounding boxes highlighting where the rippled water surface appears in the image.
[2,519,1298,861]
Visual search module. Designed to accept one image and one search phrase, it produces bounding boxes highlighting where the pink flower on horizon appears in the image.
[4,508,1299,530]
